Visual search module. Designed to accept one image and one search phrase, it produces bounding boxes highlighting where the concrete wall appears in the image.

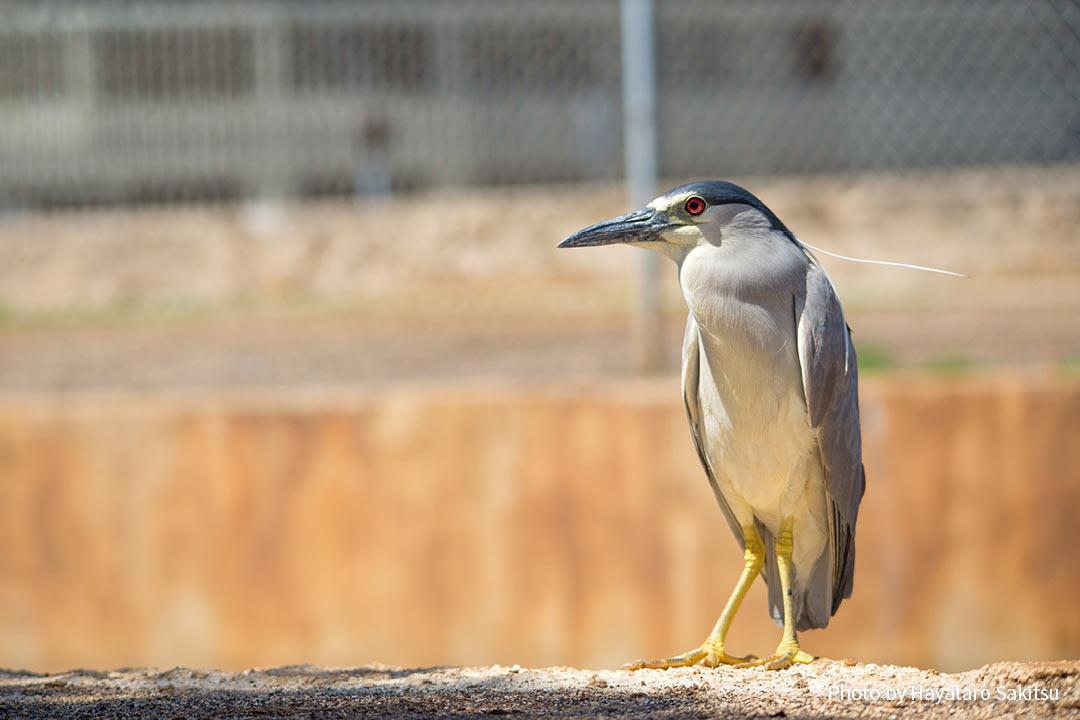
[0,376,1078,673]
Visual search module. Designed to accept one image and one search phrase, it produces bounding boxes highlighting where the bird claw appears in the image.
[622,644,755,670]
[734,646,815,671]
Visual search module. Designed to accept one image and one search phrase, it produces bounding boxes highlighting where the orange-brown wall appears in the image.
[1,376,1078,673]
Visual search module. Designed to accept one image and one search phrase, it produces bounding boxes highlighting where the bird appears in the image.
[558,180,865,671]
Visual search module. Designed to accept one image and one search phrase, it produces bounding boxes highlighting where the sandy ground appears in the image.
[1,660,1077,719]
[0,304,1077,391]
[0,167,1078,388]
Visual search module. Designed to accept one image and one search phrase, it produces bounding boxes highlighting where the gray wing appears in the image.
[796,263,866,618]
[682,314,746,549]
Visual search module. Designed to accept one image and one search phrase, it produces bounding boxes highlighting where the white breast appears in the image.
[679,237,826,549]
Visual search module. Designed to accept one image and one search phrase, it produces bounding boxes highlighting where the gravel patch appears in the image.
[1,660,1076,719]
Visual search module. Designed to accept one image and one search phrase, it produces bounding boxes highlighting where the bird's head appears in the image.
[558,180,793,262]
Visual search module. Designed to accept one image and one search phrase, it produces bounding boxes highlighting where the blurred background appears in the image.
[0,0,1078,675]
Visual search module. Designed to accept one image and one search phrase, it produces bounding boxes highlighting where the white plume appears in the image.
[793,237,967,278]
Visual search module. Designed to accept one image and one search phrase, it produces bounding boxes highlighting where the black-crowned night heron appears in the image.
[558,181,865,671]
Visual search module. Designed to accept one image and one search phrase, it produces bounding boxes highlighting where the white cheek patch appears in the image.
[661,225,705,244]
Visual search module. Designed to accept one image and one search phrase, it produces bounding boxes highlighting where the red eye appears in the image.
[684,196,706,216]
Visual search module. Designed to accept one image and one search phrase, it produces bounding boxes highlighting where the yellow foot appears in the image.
[622,642,755,670]
[735,644,815,671]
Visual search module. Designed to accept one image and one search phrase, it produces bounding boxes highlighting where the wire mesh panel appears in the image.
[0,0,1076,209]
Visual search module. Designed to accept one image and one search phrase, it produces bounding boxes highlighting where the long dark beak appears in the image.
[558,208,672,248]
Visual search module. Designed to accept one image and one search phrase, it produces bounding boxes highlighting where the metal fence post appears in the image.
[621,0,662,374]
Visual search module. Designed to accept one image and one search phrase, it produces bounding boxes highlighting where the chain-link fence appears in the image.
[0,0,1077,209]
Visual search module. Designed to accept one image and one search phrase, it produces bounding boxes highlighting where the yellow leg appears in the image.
[736,517,815,670]
[623,525,764,670]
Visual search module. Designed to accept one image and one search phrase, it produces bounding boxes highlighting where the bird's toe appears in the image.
[703,649,756,667]
[622,644,753,671]
[736,646,815,671]
[622,648,704,670]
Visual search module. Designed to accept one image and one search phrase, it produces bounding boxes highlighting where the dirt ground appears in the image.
[1,660,1076,719]
[0,305,1078,391]
[0,166,1078,389]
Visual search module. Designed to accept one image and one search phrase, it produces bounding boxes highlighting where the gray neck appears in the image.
[677,223,809,403]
